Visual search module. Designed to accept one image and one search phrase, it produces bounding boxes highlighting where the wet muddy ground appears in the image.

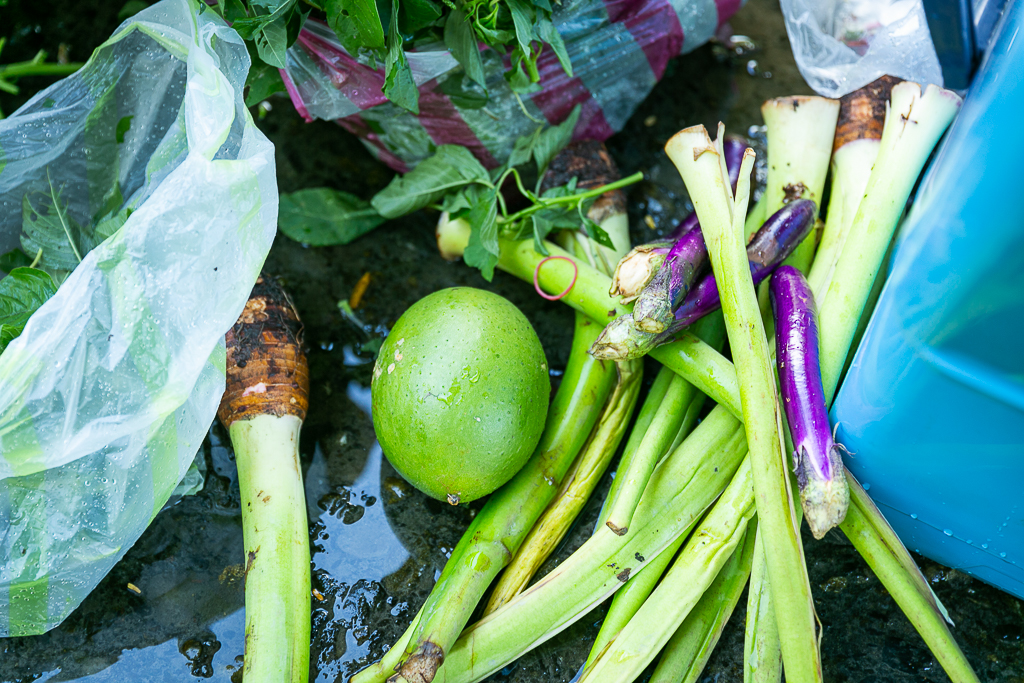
[2,0,1023,681]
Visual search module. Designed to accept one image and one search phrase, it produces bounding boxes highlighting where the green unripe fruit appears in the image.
[371,287,550,504]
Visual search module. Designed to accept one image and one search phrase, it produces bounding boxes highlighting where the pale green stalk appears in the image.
[604,372,698,534]
[483,358,642,614]
[650,521,758,683]
[760,96,840,273]
[806,139,880,297]
[230,415,311,683]
[743,530,782,683]
[818,82,962,397]
[666,126,821,682]
[579,457,757,683]
[744,194,768,241]
[431,409,748,683]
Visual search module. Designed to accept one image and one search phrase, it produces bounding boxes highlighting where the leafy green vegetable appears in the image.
[383,0,420,113]
[245,60,288,107]
[278,188,385,245]
[0,248,34,274]
[462,188,500,278]
[21,174,87,272]
[371,145,491,218]
[324,0,386,53]
[444,8,487,88]
[0,267,58,353]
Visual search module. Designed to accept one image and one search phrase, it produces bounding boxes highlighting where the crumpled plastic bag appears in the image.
[282,0,745,172]
[780,0,944,98]
[0,0,277,636]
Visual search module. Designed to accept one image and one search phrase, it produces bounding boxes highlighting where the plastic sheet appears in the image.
[282,0,745,171]
[780,0,944,97]
[0,0,277,635]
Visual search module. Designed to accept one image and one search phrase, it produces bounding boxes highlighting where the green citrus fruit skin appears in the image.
[371,287,550,504]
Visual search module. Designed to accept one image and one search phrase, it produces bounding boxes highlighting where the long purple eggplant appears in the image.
[609,137,751,304]
[591,200,816,360]
[631,227,708,332]
[770,265,850,539]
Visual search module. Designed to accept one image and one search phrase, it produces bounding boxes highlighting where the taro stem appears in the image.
[483,357,642,614]
[218,275,311,683]
[665,125,821,682]
[760,96,839,272]
[650,521,757,683]
[817,81,962,397]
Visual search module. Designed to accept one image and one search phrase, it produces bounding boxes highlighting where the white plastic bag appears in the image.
[0,0,276,635]
[781,0,944,97]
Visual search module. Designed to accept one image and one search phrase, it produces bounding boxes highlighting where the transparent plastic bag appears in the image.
[780,0,944,97]
[282,0,745,171]
[0,0,277,635]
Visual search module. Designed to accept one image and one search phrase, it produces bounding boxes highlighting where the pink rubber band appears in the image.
[533,256,578,301]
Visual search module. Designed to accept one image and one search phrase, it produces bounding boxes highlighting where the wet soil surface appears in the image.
[2,1,1023,682]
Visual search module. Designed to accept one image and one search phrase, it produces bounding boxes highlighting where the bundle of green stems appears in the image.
[356,80,979,683]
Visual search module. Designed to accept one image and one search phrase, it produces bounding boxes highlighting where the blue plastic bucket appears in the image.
[832,0,1024,599]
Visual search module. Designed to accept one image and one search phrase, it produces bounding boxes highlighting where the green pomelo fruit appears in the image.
[370,287,550,504]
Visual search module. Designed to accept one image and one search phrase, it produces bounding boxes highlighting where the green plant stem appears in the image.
[229,415,311,683]
[483,357,642,614]
[500,172,644,225]
[817,82,961,397]
[743,528,783,683]
[666,127,821,682]
[579,457,757,683]
[431,409,747,683]
[388,312,616,683]
[650,520,758,683]
[603,372,697,534]
[760,96,839,273]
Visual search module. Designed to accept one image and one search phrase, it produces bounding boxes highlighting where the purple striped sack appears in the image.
[281,0,744,172]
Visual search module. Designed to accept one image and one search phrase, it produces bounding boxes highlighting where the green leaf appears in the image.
[509,126,542,168]
[531,0,551,10]
[444,8,487,87]
[245,61,287,107]
[505,0,537,56]
[21,174,87,273]
[473,24,516,46]
[285,4,309,45]
[463,189,499,280]
[255,16,290,69]
[324,0,386,52]
[537,16,571,77]
[400,0,442,34]
[278,188,385,246]
[436,73,488,109]
[383,0,420,113]
[531,213,553,255]
[0,268,58,354]
[371,145,491,218]
[533,103,580,174]
[505,58,541,94]
[115,115,134,144]
[0,249,33,274]
[582,215,614,249]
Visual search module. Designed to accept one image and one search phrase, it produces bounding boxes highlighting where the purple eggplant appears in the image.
[590,200,816,360]
[631,227,708,332]
[609,240,673,303]
[770,265,849,539]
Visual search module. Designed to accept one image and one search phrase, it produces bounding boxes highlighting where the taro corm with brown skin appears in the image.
[218,274,312,683]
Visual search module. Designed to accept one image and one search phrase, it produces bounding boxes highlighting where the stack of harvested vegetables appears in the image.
[353,75,978,683]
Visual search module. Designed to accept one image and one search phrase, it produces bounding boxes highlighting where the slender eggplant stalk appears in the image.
[579,458,757,683]
[218,275,311,683]
[591,200,815,360]
[807,76,901,298]
[770,266,849,538]
[429,410,747,683]
[817,82,962,397]
[760,96,839,273]
[649,521,757,683]
[602,373,699,534]
[483,357,642,614]
[666,126,821,683]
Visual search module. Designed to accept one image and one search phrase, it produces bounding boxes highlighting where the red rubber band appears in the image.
[533,256,578,301]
